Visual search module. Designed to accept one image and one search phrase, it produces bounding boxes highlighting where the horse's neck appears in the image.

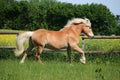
[59,27,69,31]
[72,25,82,35]
[60,25,82,35]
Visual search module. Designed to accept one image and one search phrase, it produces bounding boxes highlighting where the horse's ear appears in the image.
[86,19,89,22]
[85,18,89,23]
[85,18,91,27]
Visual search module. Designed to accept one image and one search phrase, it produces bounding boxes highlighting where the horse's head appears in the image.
[64,18,94,38]
[81,18,94,38]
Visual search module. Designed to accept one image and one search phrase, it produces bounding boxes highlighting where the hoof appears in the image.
[80,59,86,64]
[38,60,43,64]
[20,60,24,64]
[69,64,74,66]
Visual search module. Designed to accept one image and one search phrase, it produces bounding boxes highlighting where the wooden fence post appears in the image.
[82,38,84,50]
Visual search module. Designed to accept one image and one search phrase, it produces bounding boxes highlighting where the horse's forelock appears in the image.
[64,18,91,28]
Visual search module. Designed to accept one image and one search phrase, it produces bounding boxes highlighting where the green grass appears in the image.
[0,59,120,80]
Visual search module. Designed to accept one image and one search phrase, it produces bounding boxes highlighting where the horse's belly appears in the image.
[45,43,68,50]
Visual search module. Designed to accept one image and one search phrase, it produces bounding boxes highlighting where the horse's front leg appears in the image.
[71,44,86,64]
[80,52,86,64]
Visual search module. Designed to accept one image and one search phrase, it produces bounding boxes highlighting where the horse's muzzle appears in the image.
[90,35,94,38]
[88,33,94,38]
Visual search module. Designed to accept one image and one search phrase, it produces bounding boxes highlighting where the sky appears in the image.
[57,0,120,15]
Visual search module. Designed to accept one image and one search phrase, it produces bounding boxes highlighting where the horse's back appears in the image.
[31,29,48,45]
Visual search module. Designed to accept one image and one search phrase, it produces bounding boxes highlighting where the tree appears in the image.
[88,3,117,35]
[0,0,6,28]
[0,0,118,35]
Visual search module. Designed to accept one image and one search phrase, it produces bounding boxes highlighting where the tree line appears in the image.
[0,0,119,35]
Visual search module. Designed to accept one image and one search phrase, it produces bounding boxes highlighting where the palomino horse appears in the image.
[15,18,94,64]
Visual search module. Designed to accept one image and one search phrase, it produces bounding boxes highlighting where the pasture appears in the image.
[0,59,120,80]
[0,30,120,80]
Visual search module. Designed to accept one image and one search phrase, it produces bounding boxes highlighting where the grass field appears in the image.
[0,59,120,80]
[0,29,120,80]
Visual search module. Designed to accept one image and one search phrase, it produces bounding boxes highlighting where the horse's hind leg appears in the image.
[20,52,27,64]
[20,38,34,64]
[20,46,33,64]
[35,46,44,64]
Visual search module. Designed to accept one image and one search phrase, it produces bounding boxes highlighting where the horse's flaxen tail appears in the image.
[14,32,33,57]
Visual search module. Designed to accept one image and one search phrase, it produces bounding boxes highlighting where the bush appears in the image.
[0,49,15,60]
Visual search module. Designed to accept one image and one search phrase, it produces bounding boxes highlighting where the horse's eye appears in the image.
[89,27,91,29]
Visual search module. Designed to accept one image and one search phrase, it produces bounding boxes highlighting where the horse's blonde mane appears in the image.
[64,18,91,28]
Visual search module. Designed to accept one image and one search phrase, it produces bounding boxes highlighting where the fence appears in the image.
[81,36,120,54]
[0,32,120,54]
[0,32,19,49]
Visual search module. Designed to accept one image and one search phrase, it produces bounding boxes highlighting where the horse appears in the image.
[14,18,94,64]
